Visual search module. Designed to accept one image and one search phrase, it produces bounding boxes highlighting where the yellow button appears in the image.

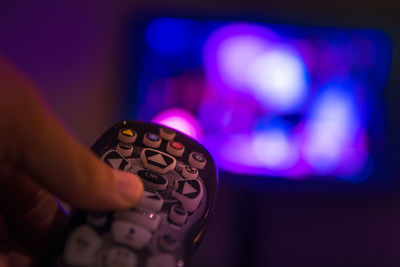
[118,128,137,143]
[122,129,134,136]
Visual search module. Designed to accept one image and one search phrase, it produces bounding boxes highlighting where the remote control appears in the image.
[36,121,218,267]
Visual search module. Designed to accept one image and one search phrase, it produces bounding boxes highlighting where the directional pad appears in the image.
[141,148,176,174]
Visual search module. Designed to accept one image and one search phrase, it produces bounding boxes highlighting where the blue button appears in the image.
[147,133,160,142]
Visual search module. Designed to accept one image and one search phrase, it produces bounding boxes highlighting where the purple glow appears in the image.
[152,108,203,140]
[204,133,303,178]
[301,86,365,174]
[245,48,308,111]
[216,34,268,89]
[204,23,309,113]
[251,130,299,170]
[138,18,391,181]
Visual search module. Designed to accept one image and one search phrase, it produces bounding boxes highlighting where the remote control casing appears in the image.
[36,121,218,267]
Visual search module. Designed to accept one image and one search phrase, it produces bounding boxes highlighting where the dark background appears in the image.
[1,1,400,266]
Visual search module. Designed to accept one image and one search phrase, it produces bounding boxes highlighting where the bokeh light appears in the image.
[135,18,392,181]
[204,23,309,113]
[152,108,203,141]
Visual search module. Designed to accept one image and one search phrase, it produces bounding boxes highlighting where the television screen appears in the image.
[127,16,393,183]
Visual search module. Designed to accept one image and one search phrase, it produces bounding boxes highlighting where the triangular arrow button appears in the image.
[107,158,123,169]
[101,150,132,171]
[182,182,197,195]
[172,179,203,212]
[141,148,176,174]
[148,154,167,166]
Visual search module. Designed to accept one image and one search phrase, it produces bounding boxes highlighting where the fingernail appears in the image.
[115,171,143,205]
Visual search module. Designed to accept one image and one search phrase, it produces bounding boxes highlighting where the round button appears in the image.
[143,133,162,148]
[138,170,168,191]
[188,152,207,169]
[159,234,178,252]
[166,141,185,157]
[116,143,133,157]
[86,212,108,227]
[168,205,187,225]
[118,128,137,144]
[159,127,176,141]
[104,246,138,267]
[181,165,198,179]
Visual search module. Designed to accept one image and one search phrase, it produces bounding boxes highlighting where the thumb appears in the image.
[0,57,143,211]
[0,256,9,267]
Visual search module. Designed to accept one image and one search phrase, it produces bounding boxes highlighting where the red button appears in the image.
[170,141,183,150]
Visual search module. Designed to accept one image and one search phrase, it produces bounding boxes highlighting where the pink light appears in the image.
[152,108,203,141]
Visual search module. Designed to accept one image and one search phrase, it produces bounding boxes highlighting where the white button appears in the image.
[188,152,207,170]
[168,205,188,225]
[181,165,198,180]
[143,133,162,148]
[104,246,138,267]
[114,207,161,232]
[158,234,178,252]
[159,127,176,141]
[116,143,134,157]
[138,190,164,212]
[63,225,102,266]
[166,141,185,157]
[86,212,108,227]
[118,128,137,144]
[137,170,168,191]
[141,148,176,174]
[111,220,152,250]
[101,150,132,171]
[146,254,176,267]
[171,179,203,212]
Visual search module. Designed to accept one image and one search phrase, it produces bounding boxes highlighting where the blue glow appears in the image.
[145,18,192,55]
[303,85,362,174]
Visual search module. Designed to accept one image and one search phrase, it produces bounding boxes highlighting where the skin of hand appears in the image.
[0,57,144,266]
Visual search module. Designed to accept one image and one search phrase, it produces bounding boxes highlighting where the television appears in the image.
[123,14,399,192]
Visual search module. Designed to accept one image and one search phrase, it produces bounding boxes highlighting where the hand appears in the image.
[0,57,144,266]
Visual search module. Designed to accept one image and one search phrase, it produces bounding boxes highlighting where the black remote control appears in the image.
[36,121,218,267]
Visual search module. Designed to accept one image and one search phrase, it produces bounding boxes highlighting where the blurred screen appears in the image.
[130,17,393,182]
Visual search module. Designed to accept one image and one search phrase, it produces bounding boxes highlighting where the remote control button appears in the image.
[138,190,164,212]
[101,150,132,171]
[143,133,162,148]
[188,152,207,170]
[141,148,176,174]
[172,179,203,212]
[158,234,178,252]
[146,254,176,267]
[168,205,188,225]
[86,211,108,227]
[63,225,102,266]
[166,140,185,157]
[104,246,138,267]
[118,128,137,144]
[116,143,134,157]
[138,170,168,191]
[114,207,161,232]
[111,220,152,250]
[181,165,198,180]
[159,127,176,141]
